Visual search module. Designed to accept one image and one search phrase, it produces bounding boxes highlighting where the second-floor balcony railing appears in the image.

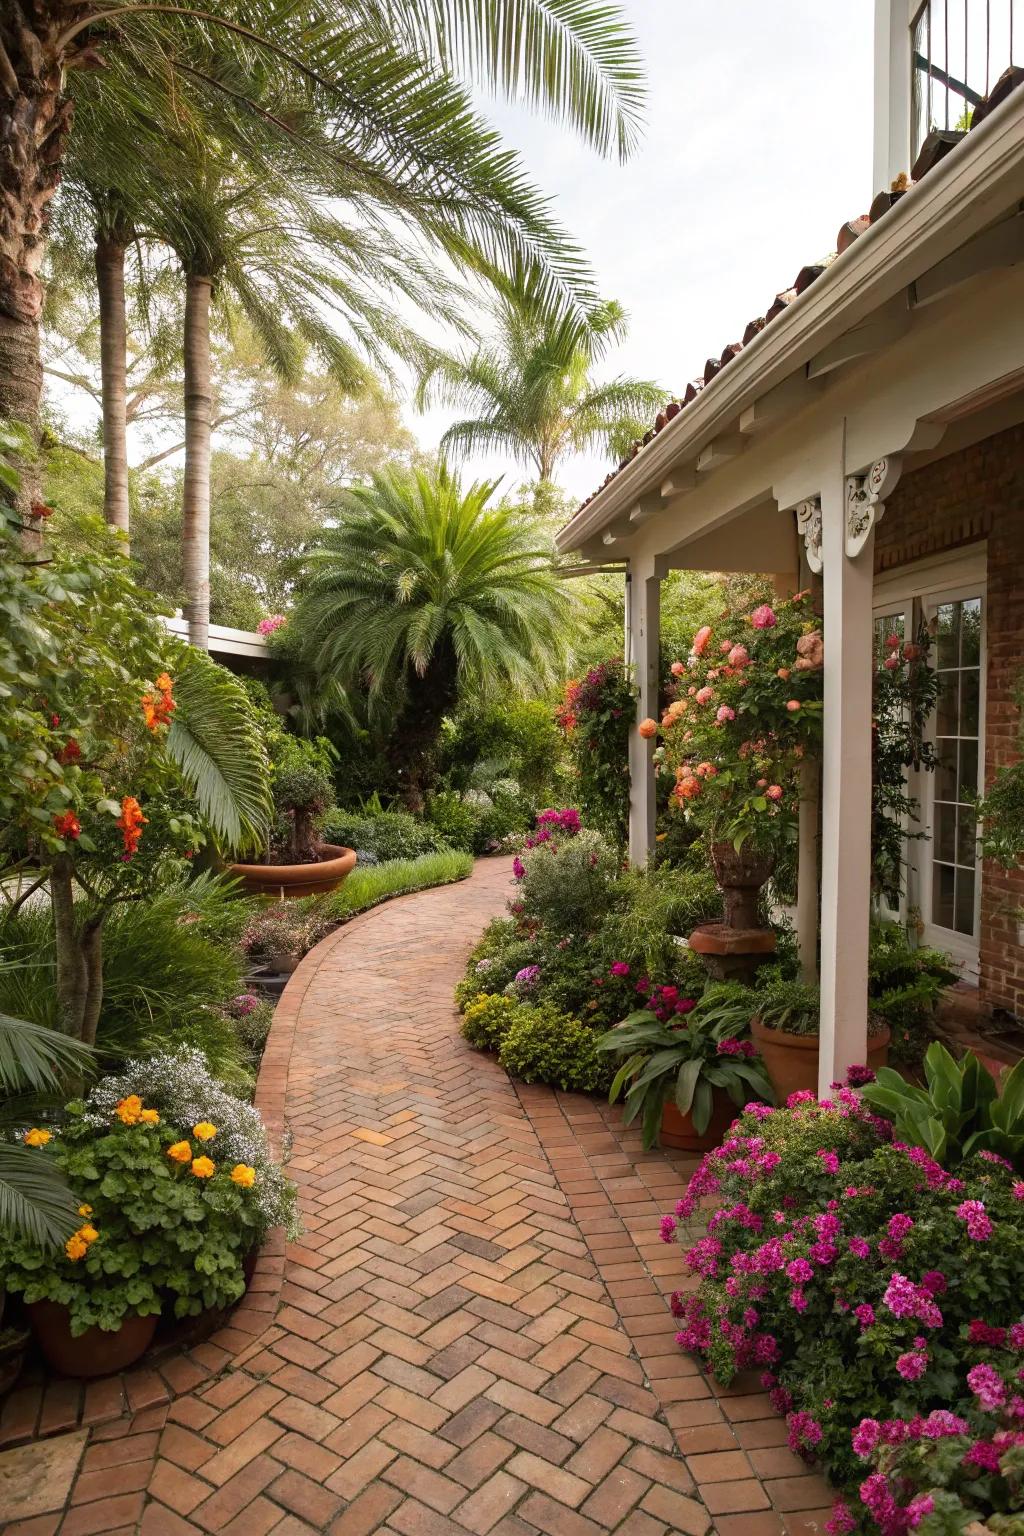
[912,0,1021,156]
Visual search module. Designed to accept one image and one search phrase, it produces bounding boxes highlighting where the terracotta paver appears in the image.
[0,857,831,1534]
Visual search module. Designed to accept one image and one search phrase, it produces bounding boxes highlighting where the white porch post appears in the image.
[818,468,873,1095]
[627,558,660,866]
[796,759,820,984]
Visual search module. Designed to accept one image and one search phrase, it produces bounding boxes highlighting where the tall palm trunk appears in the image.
[182,271,214,650]
[95,228,131,541]
[0,12,73,526]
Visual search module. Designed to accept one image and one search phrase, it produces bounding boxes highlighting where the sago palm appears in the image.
[2,1,644,518]
[418,278,668,488]
[291,465,571,806]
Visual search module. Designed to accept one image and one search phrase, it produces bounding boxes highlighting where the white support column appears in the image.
[796,757,820,984]
[818,465,874,1095]
[627,559,660,867]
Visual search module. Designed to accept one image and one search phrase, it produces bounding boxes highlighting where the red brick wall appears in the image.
[875,423,1024,1017]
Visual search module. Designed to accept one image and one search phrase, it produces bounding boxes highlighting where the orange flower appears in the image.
[116,1095,143,1125]
[192,1122,217,1142]
[167,1141,192,1164]
[77,1224,99,1244]
[65,1234,88,1262]
[141,674,175,731]
[23,1128,51,1147]
[52,811,81,840]
[139,1108,160,1126]
[78,1204,92,1217]
[230,1164,256,1188]
[191,1156,215,1179]
[117,796,146,856]
[637,718,658,740]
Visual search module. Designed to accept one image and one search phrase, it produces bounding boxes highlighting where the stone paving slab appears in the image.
[0,858,832,1535]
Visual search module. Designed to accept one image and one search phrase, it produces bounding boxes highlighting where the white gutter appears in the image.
[556,87,1024,554]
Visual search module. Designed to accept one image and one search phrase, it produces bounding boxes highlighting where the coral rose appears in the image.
[638,718,658,739]
[715,705,736,724]
[692,625,713,656]
[766,785,783,802]
[695,686,714,705]
[786,699,801,712]
[670,660,685,676]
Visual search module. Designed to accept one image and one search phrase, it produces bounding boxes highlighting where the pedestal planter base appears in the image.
[689,922,776,982]
[27,1302,157,1379]
[751,1017,891,1101]
[229,843,356,900]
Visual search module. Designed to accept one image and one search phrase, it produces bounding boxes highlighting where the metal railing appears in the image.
[911,0,1020,155]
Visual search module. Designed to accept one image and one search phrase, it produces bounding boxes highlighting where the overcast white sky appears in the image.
[416,0,875,503]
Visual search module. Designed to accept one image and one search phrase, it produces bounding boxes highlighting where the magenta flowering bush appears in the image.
[666,1090,1024,1532]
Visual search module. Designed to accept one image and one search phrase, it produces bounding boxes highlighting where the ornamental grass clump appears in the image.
[664,1088,1024,1533]
[514,825,618,931]
[1,1094,267,1335]
[88,1047,298,1240]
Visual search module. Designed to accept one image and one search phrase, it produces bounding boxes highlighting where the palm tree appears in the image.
[291,464,571,807]
[2,2,644,520]
[418,280,668,491]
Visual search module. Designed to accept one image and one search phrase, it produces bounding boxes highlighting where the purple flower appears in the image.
[896,1344,928,1381]
[962,1440,1001,1472]
[786,1258,813,1283]
[851,1419,880,1459]
[512,855,526,881]
[854,1304,875,1331]
[659,1215,677,1243]
[610,961,631,977]
[826,1500,856,1535]
[844,1064,876,1087]
[907,1494,935,1527]
[887,1213,913,1240]
[816,1149,840,1175]
[848,1237,871,1259]
[229,993,259,1016]
[513,965,541,992]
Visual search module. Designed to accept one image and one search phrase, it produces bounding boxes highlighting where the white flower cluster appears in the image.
[87,1046,299,1238]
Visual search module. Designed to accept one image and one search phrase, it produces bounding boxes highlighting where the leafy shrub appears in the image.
[555,660,634,845]
[498,1004,613,1094]
[868,923,958,1061]
[88,1046,298,1241]
[225,993,276,1067]
[460,993,518,1051]
[1,1095,267,1334]
[0,875,250,1083]
[862,1043,1024,1169]
[270,734,336,861]
[668,1093,1024,1530]
[242,902,311,963]
[320,807,449,862]
[425,790,483,853]
[441,698,565,800]
[516,827,619,931]
[599,861,721,975]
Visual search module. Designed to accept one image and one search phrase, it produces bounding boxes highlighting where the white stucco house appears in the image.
[555,1,1024,1093]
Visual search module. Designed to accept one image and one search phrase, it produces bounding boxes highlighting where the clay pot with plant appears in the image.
[749,976,890,1101]
[229,735,355,898]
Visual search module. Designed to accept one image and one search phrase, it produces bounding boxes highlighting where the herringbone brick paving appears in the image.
[1,858,833,1535]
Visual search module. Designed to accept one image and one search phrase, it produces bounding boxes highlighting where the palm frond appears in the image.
[166,648,273,855]
[0,1144,81,1251]
[0,1009,94,1096]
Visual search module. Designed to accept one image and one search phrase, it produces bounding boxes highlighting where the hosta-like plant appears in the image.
[861,1043,1024,1170]
[598,984,773,1150]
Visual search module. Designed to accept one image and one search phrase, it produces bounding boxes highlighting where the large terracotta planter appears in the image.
[27,1301,157,1378]
[751,1017,891,1102]
[660,1090,738,1152]
[229,843,356,900]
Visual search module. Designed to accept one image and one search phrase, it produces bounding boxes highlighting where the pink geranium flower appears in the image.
[750,604,777,629]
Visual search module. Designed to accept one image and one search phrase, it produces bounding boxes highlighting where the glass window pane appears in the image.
[957,808,977,866]
[961,599,981,666]
[936,602,960,668]
[958,740,979,799]
[935,673,959,735]
[961,669,980,736]
[955,868,976,936]
[933,863,956,928]
[934,803,957,862]
[935,746,958,802]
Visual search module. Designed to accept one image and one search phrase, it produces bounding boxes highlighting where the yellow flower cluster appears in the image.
[116,1095,160,1126]
[231,1164,256,1188]
[23,1127,51,1147]
[65,1221,99,1262]
[192,1122,217,1142]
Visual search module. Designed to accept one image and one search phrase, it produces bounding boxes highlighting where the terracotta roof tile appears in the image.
[567,67,1024,525]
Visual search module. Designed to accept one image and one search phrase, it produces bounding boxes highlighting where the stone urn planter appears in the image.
[751,1017,892,1102]
[27,1301,157,1378]
[709,840,776,929]
[660,1092,737,1153]
[229,842,356,900]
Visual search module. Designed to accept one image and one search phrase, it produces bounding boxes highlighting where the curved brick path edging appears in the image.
[1,857,834,1535]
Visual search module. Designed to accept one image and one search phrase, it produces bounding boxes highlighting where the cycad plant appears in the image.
[418,277,667,490]
[291,465,571,805]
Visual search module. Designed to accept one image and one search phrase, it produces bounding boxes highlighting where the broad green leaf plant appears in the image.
[861,1042,1024,1169]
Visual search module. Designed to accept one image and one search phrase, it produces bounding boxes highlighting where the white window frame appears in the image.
[872,546,987,977]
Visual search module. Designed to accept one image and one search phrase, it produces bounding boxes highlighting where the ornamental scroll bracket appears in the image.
[794,497,823,574]
[845,455,903,559]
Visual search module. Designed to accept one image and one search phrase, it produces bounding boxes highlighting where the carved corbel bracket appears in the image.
[794,497,823,574]
[845,456,902,559]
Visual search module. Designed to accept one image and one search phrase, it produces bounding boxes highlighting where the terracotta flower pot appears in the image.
[267,950,301,976]
[27,1301,157,1378]
[229,843,356,900]
[750,1017,891,1102]
[660,1090,738,1152]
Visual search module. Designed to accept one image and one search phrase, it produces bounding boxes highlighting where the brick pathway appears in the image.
[4,857,834,1536]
